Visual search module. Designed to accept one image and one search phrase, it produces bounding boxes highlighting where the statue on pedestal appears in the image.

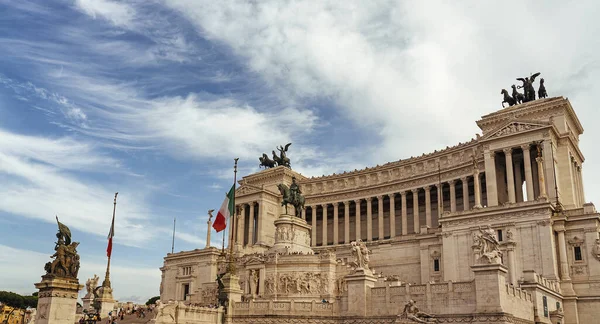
[472,225,502,264]
[259,143,292,169]
[398,299,437,323]
[85,275,99,297]
[277,177,305,217]
[44,217,81,278]
[350,240,371,272]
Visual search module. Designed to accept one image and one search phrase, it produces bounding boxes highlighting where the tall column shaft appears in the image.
[237,206,245,245]
[557,229,571,280]
[301,208,306,220]
[333,203,339,245]
[401,192,408,235]
[256,202,263,244]
[522,145,534,201]
[484,151,499,206]
[461,177,469,211]
[248,202,255,246]
[536,157,548,199]
[449,180,457,212]
[377,196,384,240]
[389,194,396,238]
[366,198,373,241]
[504,148,516,203]
[322,204,328,246]
[311,206,317,246]
[344,201,350,244]
[514,157,524,203]
[507,246,517,285]
[474,172,482,208]
[425,186,432,228]
[412,189,419,233]
[354,200,362,241]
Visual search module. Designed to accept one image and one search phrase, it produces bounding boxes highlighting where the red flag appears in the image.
[107,213,115,257]
[213,184,235,233]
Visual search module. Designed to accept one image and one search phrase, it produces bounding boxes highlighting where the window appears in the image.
[433,259,440,272]
[497,229,503,242]
[574,246,582,261]
[543,296,548,317]
[183,284,190,300]
[182,266,192,275]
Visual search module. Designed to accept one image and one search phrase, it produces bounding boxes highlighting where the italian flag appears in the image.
[213,184,235,233]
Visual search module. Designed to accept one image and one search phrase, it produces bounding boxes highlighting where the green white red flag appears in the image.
[107,213,115,257]
[213,184,235,233]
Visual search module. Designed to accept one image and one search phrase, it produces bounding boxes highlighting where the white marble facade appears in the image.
[160,97,600,324]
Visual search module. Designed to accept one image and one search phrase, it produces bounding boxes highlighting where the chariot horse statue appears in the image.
[277,183,305,217]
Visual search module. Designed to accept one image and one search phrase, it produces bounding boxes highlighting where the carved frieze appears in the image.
[264,272,330,296]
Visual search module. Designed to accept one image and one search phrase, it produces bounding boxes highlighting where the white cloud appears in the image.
[0,244,160,304]
[74,0,135,28]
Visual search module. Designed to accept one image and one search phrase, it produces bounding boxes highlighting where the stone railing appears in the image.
[521,270,561,294]
[505,284,533,301]
[370,281,476,316]
[233,300,338,316]
[150,301,222,324]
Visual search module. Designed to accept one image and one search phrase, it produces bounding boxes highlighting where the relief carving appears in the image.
[592,239,600,262]
[472,225,502,264]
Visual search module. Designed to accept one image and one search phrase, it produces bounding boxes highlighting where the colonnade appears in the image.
[303,174,486,247]
[231,202,260,247]
[485,143,547,206]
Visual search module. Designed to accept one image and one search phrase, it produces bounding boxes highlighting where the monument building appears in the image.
[159,95,600,324]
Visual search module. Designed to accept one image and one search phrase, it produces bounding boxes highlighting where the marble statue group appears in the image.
[44,216,81,278]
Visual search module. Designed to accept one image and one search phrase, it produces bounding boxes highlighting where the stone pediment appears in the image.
[482,120,548,140]
[236,184,262,196]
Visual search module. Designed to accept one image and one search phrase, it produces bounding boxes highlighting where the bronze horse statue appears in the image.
[277,183,305,217]
[259,153,276,168]
[511,85,524,104]
[501,89,516,108]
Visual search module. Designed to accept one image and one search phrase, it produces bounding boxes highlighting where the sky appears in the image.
[1,0,600,305]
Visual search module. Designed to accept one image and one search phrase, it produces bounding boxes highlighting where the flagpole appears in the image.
[172,217,176,254]
[102,192,118,288]
[227,158,239,273]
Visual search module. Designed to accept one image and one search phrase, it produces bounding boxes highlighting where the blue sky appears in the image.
[1,0,600,304]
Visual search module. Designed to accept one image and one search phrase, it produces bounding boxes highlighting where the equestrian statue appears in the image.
[277,176,305,217]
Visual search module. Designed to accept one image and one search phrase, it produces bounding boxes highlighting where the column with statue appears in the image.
[34,217,83,324]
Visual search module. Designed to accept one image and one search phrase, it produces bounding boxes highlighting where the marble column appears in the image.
[435,183,443,217]
[256,202,263,244]
[354,200,362,241]
[449,180,457,212]
[366,197,373,241]
[301,208,306,220]
[514,156,524,203]
[461,177,469,211]
[504,148,516,204]
[484,151,498,206]
[536,156,548,199]
[344,201,350,244]
[474,172,482,208]
[401,192,408,235]
[248,202,255,246]
[322,204,328,246]
[424,186,432,228]
[237,205,245,245]
[389,194,396,238]
[556,228,571,280]
[506,243,517,285]
[311,206,317,246]
[522,144,535,201]
[377,195,384,240]
[577,166,585,204]
[412,189,419,234]
[333,202,339,245]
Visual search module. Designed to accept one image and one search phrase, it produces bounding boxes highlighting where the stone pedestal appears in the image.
[81,294,93,312]
[471,263,508,313]
[269,214,314,255]
[94,286,115,318]
[221,273,243,324]
[345,270,377,317]
[34,275,83,324]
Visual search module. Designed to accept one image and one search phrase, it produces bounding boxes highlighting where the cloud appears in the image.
[74,0,136,28]
[0,128,153,247]
[0,244,160,304]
